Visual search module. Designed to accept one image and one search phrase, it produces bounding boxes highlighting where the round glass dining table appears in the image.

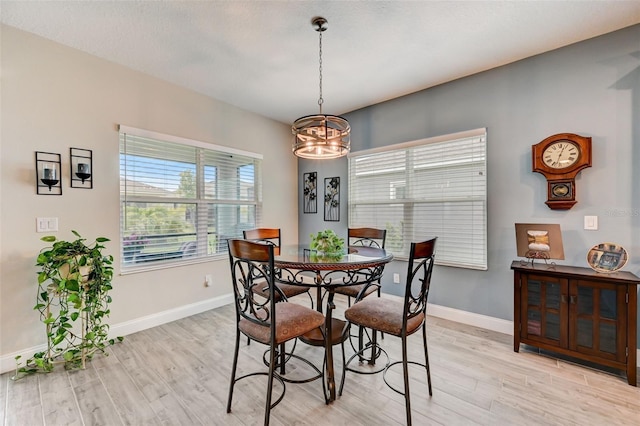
[273,244,393,403]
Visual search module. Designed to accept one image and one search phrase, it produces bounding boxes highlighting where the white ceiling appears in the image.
[2,1,640,124]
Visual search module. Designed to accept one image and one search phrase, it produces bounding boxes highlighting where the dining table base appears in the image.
[300,318,349,347]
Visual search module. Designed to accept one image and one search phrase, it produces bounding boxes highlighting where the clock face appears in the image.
[542,140,580,169]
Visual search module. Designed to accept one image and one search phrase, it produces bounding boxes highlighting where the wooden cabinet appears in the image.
[511,261,638,386]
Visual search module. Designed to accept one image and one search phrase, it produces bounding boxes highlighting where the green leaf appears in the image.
[96,237,110,242]
[66,279,80,292]
[41,235,57,242]
[70,312,79,321]
[63,351,75,361]
[71,230,81,238]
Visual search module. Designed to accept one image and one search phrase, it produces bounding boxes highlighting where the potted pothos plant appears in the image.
[14,230,121,379]
[310,229,345,259]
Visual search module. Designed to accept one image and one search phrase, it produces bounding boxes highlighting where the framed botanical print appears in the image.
[303,172,317,213]
[324,177,340,221]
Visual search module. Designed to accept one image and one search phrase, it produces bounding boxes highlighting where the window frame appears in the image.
[119,125,262,273]
[348,128,487,270]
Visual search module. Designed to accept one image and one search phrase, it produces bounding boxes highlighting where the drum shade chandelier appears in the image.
[292,17,350,159]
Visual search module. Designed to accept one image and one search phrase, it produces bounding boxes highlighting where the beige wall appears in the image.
[0,25,297,369]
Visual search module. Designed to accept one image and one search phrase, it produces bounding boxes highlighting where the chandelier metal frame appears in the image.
[292,17,351,160]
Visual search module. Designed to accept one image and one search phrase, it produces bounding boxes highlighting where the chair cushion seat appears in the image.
[251,281,309,301]
[334,283,378,299]
[345,297,424,337]
[240,303,325,345]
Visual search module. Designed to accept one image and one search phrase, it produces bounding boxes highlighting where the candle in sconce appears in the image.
[42,164,57,180]
[77,163,90,174]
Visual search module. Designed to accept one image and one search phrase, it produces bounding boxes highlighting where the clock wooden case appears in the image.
[532,133,592,210]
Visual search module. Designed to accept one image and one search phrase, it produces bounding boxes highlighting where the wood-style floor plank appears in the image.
[38,371,82,426]
[3,293,640,425]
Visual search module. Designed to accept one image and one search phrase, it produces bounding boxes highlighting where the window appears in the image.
[348,128,487,270]
[119,126,262,269]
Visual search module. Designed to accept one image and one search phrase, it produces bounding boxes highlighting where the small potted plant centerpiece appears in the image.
[310,229,345,260]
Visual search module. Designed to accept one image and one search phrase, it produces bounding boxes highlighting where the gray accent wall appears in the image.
[299,25,640,345]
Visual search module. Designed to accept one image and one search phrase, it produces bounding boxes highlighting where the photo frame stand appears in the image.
[520,250,555,268]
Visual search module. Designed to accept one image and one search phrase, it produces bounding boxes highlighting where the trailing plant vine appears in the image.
[14,231,121,379]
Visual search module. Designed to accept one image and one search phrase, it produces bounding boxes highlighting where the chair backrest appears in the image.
[403,237,437,331]
[243,228,281,247]
[228,239,277,337]
[348,227,387,249]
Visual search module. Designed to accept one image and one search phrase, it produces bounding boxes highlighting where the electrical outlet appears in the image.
[205,275,212,287]
[393,273,401,284]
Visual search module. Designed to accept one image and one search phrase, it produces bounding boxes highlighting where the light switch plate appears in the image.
[36,217,58,232]
[584,215,598,230]
[36,217,48,232]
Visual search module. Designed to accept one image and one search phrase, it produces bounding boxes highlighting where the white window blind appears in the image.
[348,128,487,270]
[119,125,262,269]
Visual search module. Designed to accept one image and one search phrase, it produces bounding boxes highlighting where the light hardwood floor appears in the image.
[2,293,639,425]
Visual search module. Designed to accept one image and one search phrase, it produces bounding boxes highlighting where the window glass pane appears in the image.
[208,203,257,254]
[238,164,255,201]
[122,202,196,263]
[120,139,197,199]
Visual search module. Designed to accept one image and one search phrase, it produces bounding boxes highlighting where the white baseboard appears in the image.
[427,302,513,335]
[1,293,234,375]
[5,297,639,376]
[426,302,640,365]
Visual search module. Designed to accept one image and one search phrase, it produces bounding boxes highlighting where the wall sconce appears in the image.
[70,147,93,189]
[35,151,62,195]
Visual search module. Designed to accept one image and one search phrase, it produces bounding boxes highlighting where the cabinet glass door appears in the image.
[570,280,625,361]
[522,275,568,347]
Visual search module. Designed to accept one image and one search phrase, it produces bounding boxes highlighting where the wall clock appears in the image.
[532,133,592,210]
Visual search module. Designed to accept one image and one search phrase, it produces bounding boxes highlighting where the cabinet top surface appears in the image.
[510,260,640,283]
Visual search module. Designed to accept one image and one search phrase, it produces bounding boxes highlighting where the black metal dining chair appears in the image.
[335,228,387,358]
[226,239,325,426]
[243,228,313,308]
[334,227,387,305]
[340,237,437,426]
